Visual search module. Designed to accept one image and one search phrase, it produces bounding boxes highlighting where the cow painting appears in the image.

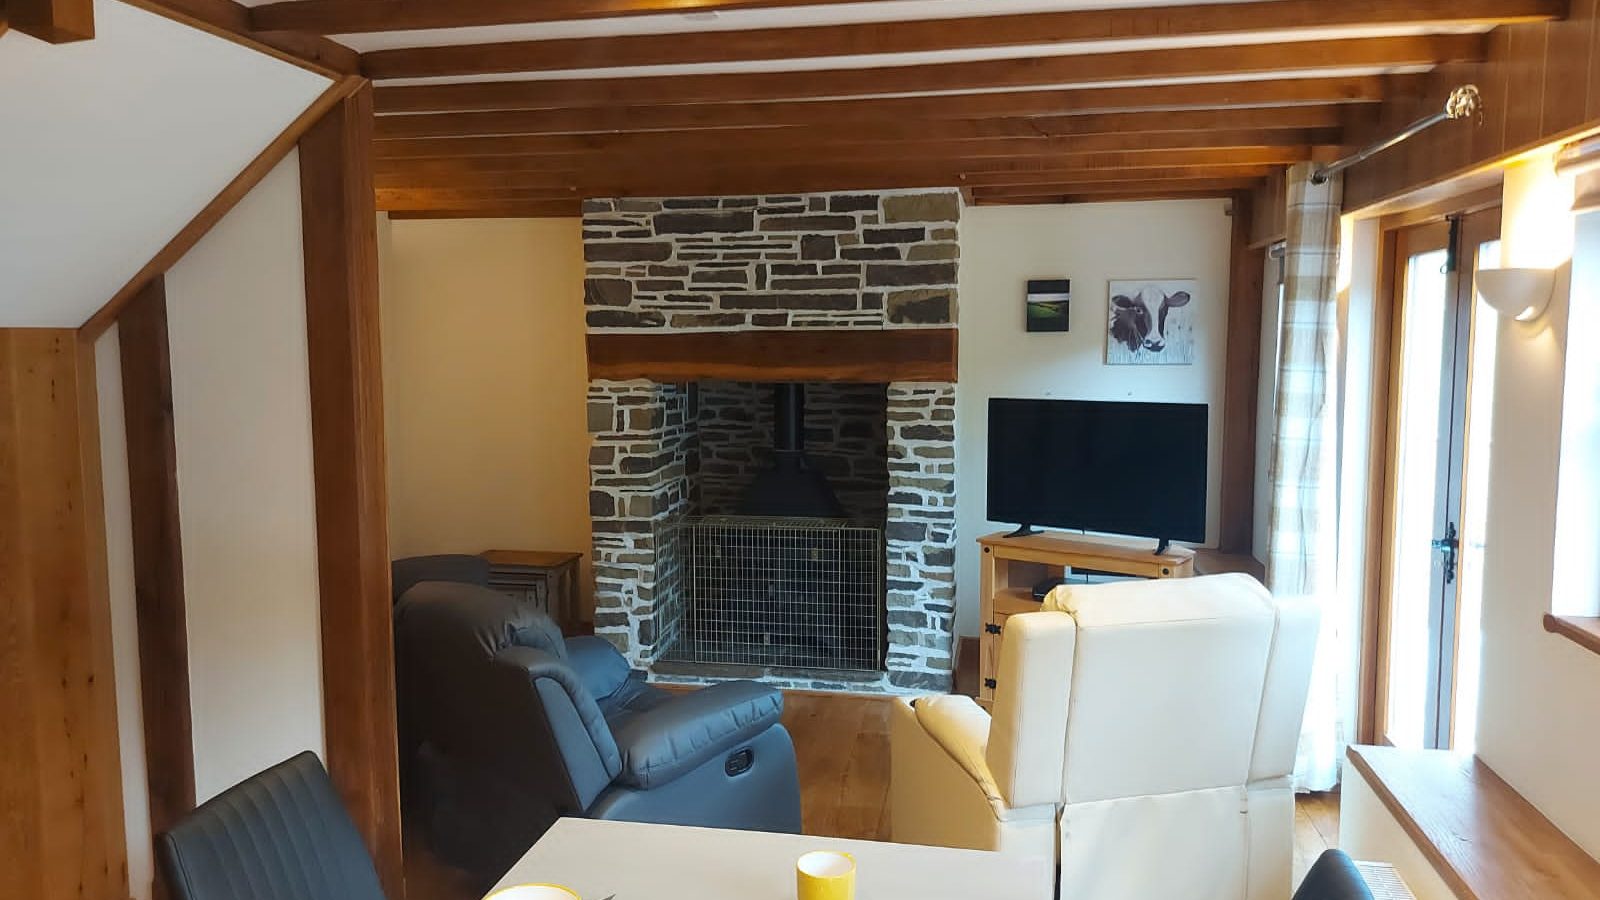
[1106,280,1198,365]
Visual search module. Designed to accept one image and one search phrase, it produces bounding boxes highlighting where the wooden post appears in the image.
[6,0,93,42]
[0,329,128,900]
[297,82,406,899]
[1219,191,1266,556]
[118,277,198,857]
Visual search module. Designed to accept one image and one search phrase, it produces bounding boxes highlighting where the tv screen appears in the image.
[987,398,1208,543]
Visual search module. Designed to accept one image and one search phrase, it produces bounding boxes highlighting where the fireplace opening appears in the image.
[738,384,845,518]
[654,381,889,675]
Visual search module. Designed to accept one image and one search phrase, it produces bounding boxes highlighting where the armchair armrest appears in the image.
[610,681,783,790]
[564,635,633,701]
[913,695,1003,806]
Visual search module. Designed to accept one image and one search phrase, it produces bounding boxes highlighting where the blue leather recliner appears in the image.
[392,556,802,880]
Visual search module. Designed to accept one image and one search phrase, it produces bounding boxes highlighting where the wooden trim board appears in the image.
[1346,745,1600,899]
[587,329,958,384]
[6,0,92,41]
[1219,190,1264,554]
[117,278,198,858]
[1543,613,1600,657]
[298,84,406,899]
[79,75,364,341]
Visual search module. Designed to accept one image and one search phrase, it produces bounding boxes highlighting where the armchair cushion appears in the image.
[913,694,1005,810]
[612,681,783,789]
[565,635,633,701]
[391,554,489,602]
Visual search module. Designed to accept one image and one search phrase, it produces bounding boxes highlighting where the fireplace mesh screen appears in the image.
[657,516,884,672]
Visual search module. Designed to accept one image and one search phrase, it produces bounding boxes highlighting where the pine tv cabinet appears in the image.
[976,530,1194,705]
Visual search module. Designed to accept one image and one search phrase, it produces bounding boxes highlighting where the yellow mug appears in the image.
[797,850,856,900]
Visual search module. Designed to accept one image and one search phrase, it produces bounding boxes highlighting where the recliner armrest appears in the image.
[913,695,1005,806]
[611,681,783,790]
[564,635,634,701]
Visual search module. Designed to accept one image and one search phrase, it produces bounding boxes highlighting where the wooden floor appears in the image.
[405,692,1340,899]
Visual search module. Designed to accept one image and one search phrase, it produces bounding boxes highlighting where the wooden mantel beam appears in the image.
[6,0,93,41]
[252,0,1562,41]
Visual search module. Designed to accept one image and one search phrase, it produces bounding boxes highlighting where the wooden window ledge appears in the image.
[1544,613,1600,658]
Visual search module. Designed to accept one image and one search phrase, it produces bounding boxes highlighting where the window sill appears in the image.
[1543,614,1600,658]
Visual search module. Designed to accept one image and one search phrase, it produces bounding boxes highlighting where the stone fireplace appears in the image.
[583,190,959,693]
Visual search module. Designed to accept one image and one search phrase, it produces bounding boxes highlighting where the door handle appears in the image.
[1432,522,1460,585]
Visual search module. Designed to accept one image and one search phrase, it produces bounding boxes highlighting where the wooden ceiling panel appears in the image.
[252,0,874,35]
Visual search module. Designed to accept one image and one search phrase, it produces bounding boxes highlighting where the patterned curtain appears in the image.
[1267,163,1346,791]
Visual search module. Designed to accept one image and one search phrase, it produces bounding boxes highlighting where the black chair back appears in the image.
[1294,850,1377,900]
[158,751,386,900]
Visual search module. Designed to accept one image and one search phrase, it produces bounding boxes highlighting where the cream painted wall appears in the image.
[164,154,327,803]
[954,200,1235,638]
[380,217,594,611]
[1472,156,1600,858]
[96,327,153,900]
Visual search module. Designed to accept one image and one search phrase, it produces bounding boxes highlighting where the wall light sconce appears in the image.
[1477,267,1556,321]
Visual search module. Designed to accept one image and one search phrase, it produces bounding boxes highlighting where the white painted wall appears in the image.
[95,327,153,900]
[954,199,1234,638]
[1472,156,1600,858]
[379,217,595,612]
[163,154,327,803]
[0,0,327,328]
[1339,767,1461,900]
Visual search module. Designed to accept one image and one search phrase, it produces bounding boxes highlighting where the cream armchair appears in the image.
[891,574,1318,900]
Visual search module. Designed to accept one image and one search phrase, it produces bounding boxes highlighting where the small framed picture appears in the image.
[1026,279,1071,332]
[1106,279,1198,365]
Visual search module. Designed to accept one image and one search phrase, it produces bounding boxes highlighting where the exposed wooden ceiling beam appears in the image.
[124,0,358,76]
[361,33,1482,93]
[373,147,1318,195]
[974,177,1265,197]
[375,75,1395,129]
[6,0,93,41]
[354,0,1557,73]
[253,0,873,35]
[374,129,1338,169]
[374,102,1347,143]
[975,188,1249,205]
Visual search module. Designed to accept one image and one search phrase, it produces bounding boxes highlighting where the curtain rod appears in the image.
[1310,85,1482,186]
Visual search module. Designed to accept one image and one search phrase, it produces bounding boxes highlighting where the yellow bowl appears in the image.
[485,885,581,900]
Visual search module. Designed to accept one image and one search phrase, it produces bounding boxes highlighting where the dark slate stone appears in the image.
[581,199,615,214]
[755,264,768,290]
[863,227,926,244]
[866,262,957,286]
[719,293,857,311]
[902,424,955,442]
[828,194,879,213]
[589,491,616,517]
[669,313,747,328]
[721,197,759,208]
[842,246,902,261]
[800,235,837,260]
[861,292,884,311]
[587,309,665,328]
[757,204,807,215]
[924,548,955,568]
[888,610,929,630]
[768,276,861,291]
[751,313,790,327]
[663,198,722,209]
[760,215,858,232]
[663,294,717,304]
[771,263,818,276]
[887,521,927,541]
[589,445,614,466]
[889,671,952,691]
[636,279,685,292]
[648,264,689,276]
[820,263,860,275]
[887,289,953,325]
[619,199,664,213]
[587,401,613,432]
[585,242,672,262]
[637,617,656,647]
[883,192,960,223]
[655,210,756,234]
[584,277,632,307]
[690,269,750,285]
[593,611,628,629]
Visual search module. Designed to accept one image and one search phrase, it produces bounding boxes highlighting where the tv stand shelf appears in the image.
[977,531,1195,706]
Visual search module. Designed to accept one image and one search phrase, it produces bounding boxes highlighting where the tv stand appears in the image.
[1154,537,1171,556]
[977,530,1195,706]
[1003,524,1044,538]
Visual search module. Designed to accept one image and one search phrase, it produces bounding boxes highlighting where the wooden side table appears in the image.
[480,549,583,634]
[977,531,1195,705]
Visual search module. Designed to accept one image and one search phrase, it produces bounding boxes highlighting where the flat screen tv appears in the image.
[987,398,1208,549]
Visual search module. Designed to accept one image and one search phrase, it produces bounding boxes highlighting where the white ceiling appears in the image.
[0,0,329,328]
